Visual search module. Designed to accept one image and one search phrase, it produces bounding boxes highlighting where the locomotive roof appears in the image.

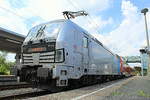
[33,19,115,56]
[64,20,116,56]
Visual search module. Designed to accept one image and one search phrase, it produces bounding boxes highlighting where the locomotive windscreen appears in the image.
[24,21,63,43]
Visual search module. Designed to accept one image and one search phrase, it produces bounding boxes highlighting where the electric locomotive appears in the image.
[13,11,125,91]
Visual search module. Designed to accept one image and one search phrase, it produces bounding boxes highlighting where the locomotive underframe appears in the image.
[16,64,125,92]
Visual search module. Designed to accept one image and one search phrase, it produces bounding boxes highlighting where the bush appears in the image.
[0,52,15,75]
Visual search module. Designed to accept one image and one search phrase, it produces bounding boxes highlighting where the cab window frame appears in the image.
[83,36,88,48]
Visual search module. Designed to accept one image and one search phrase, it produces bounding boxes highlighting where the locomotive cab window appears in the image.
[83,37,88,48]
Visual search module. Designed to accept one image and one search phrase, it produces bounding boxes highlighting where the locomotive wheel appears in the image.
[49,80,64,92]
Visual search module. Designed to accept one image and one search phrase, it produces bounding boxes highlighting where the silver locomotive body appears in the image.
[18,19,121,90]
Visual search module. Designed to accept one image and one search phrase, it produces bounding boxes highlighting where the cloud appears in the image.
[0,0,113,33]
[69,0,113,14]
[13,0,113,24]
[6,0,28,9]
[0,0,28,35]
[92,0,150,56]
[86,16,113,31]
[0,0,112,34]
[0,0,29,61]
[6,53,15,62]
[0,0,113,61]
[1,0,150,62]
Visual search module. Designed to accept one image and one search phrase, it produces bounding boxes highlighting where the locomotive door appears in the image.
[82,36,89,73]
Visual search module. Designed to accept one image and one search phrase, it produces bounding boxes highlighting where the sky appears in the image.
[0,0,150,63]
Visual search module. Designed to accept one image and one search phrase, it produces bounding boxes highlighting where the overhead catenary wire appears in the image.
[0,5,48,31]
[0,6,32,23]
[66,0,101,34]
[0,0,101,34]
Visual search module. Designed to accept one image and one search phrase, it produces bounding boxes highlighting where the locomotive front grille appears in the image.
[22,51,55,64]
[39,52,55,63]
[23,54,33,64]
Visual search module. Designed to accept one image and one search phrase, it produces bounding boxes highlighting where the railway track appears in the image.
[0,75,51,99]
[0,75,17,82]
[0,76,35,99]
[0,82,32,91]
[0,87,51,100]
[0,76,131,100]
[0,82,35,99]
[0,75,32,91]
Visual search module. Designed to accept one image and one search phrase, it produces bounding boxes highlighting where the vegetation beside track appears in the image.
[0,51,15,75]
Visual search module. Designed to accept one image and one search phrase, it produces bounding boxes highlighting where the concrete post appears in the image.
[141,8,150,76]
[15,53,21,82]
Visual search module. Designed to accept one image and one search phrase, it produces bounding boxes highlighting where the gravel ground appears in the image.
[26,78,132,100]
[80,76,150,100]
[0,88,41,99]
[26,76,150,100]
[101,76,150,100]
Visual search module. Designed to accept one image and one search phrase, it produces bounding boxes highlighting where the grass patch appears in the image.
[111,91,124,96]
[137,90,150,97]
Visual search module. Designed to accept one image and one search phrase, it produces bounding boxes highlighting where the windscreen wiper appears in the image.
[36,25,46,38]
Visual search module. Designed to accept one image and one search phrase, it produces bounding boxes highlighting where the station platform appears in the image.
[0,75,17,82]
[28,76,150,100]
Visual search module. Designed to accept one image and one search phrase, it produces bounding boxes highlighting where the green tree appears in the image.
[0,51,15,75]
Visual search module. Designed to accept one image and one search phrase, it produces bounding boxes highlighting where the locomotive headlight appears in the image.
[55,49,64,62]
